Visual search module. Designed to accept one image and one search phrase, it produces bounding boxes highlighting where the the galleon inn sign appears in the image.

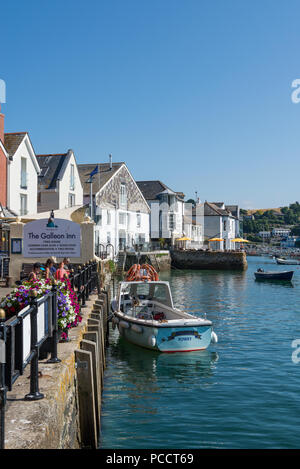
[23,218,81,258]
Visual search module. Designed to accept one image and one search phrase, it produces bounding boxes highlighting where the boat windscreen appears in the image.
[120,282,173,307]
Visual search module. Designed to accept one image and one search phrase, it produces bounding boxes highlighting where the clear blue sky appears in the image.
[1,0,300,209]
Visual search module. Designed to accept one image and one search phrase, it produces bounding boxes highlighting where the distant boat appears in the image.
[276,258,300,265]
[255,269,294,281]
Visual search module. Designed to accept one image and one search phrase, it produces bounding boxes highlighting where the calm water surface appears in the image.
[100,257,300,449]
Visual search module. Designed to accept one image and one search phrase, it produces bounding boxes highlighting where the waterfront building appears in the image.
[136,180,185,247]
[203,201,239,250]
[78,160,150,257]
[280,236,299,248]
[183,212,204,249]
[271,227,291,238]
[37,149,83,213]
[4,132,40,217]
[258,231,271,239]
[0,106,40,217]
[0,105,8,210]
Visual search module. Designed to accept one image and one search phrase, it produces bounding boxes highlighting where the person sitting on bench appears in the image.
[28,262,44,282]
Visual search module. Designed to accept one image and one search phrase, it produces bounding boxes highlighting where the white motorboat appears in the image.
[111,264,217,353]
[276,258,300,265]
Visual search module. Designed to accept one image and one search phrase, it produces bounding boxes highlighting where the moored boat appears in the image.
[254,269,294,281]
[276,258,300,265]
[111,264,218,352]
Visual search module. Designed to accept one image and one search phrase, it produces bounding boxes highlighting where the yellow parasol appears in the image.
[208,237,224,242]
[176,236,192,241]
[231,238,250,243]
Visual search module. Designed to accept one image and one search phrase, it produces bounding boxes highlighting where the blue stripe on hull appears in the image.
[118,323,212,352]
[157,325,212,352]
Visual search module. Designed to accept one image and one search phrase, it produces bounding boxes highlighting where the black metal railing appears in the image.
[0,260,99,449]
[0,287,59,449]
[69,261,99,306]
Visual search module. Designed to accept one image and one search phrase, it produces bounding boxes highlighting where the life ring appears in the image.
[147,264,159,281]
[126,264,137,281]
[125,263,159,281]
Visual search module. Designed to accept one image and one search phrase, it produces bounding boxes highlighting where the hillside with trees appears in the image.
[242,202,300,235]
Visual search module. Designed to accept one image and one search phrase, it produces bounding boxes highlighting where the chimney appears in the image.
[109,153,112,170]
[0,104,4,143]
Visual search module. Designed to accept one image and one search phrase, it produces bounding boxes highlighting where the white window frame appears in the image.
[119,212,126,225]
[21,157,27,189]
[70,164,75,190]
[120,183,127,207]
[20,194,28,215]
[169,213,175,231]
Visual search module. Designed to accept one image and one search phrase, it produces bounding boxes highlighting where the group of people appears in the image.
[28,257,72,282]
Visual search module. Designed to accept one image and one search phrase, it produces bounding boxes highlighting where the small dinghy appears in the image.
[111,264,218,352]
[276,258,300,265]
[254,268,294,281]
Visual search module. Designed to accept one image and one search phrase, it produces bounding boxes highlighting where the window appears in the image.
[107,210,111,225]
[107,232,111,243]
[119,212,126,225]
[68,193,75,207]
[120,183,127,207]
[137,212,141,228]
[96,210,102,226]
[20,194,27,215]
[70,164,75,190]
[153,284,167,302]
[21,158,27,189]
[223,220,227,231]
[169,213,175,230]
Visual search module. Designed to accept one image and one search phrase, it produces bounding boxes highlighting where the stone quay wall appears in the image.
[124,251,171,272]
[4,261,113,449]
[171,250,248,270]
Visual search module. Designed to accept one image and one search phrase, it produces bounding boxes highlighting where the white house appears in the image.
[258,231,271,239]
[136,180,185,247]
[203,201,240,250]
[36,149,83,213]
[78,160,150,257]
[272,228,291,238]
[4,132,40,216]
[183,215,203,249]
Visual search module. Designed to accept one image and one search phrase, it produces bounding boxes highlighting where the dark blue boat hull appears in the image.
[254,271,294,281]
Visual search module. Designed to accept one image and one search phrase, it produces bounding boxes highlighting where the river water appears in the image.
[100,256,300,449]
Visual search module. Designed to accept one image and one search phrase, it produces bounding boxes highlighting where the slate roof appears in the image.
[36,153,69,189]
[225,205,239,218]
[0,204,17,218]
[204,202,237,218]
[136,180,182,201]
[4,132,27,157]
[78,162,124,195]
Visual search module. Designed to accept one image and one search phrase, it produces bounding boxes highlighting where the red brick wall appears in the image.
[0,110,7,206]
